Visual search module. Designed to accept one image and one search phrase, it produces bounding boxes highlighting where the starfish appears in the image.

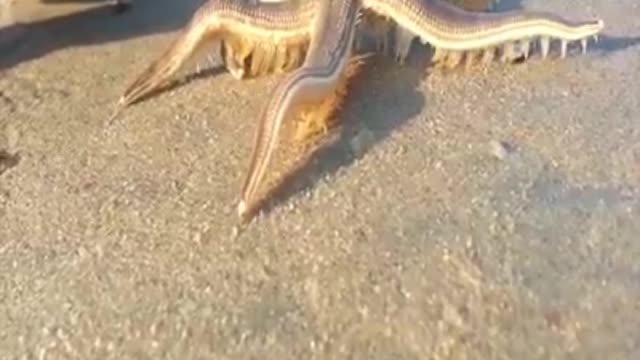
[112,0,604,221]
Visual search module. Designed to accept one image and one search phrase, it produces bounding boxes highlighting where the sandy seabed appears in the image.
[1,0,639,358]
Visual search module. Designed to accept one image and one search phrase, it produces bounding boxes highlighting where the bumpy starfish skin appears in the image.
[359,0,501,64]
[221,0,500,74]
[293,54,367,143]
[393,0,501,64]
[114,0,605,220]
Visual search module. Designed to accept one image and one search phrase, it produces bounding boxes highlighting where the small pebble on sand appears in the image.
[489,140,514,160]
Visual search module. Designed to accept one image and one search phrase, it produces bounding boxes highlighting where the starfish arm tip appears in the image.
[237,200,248,218]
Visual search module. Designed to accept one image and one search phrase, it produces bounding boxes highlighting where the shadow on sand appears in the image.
[238,38,640,222]
[239,56,428,222]
[0,0,203,71]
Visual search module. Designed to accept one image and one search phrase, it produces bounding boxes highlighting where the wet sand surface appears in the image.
[1,0,640,358]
